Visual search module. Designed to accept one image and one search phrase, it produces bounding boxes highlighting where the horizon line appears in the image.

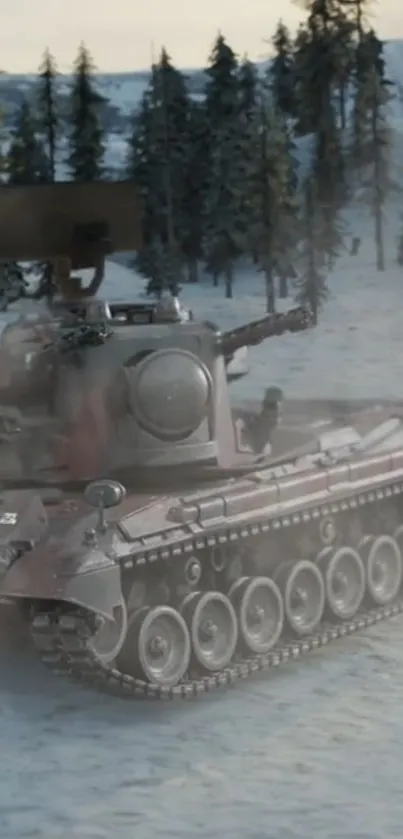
[0,34,400,77]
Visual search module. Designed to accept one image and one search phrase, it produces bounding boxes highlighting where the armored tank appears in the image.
[1,181,403,701]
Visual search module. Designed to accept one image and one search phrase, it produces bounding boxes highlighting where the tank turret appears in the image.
[0,286,312,482]
[0,179,313,482]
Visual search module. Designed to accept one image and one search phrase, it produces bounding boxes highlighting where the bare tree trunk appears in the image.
[305,182,319,325]
[372,107,385,271]
[278,273,288,298]
[187,259,199,283]
[265,263,275,313]
[310,292,318,326]
[339,83,346,131]
[374,200,385,270]
[225,261,233,299]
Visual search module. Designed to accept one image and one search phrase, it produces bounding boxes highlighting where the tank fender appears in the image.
[1,545,123,621]
[62,564,123,621]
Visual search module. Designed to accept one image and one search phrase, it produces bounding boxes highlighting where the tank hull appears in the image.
[2,401,403,699]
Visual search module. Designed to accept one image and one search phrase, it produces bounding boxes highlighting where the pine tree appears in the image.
[0,105,8,182]
[136,238,183,297]
[203,34,243,296]
[127,49,192,294]
[127,87,173,294]
[181,100,209,282]
[295,178,329,324]
[154,49,192,282]
[203,125,246,297]
[205,34,239,129]
[293,1,352,135]
[127,89,156,278]
[268,21,296,118]
[293,21,325,135]
[7,99,48,184]
[248,95,299,311]
[340,0,368,39]
[37,48,58,181]
[236,58,261,268]
[331,10,356,129]
[238,57,259,117]
[310,107,347,269]
[295,2,349,269]
[67,42,105,181]
[352,30,392,270]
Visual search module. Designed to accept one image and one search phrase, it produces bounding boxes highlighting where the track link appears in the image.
[30,599,403,700]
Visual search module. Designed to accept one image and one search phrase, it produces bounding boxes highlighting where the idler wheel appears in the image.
[273,560,325,635]
[318,545,366,619]
[180,591,238,671]
[88,599,128,665]
[361,534,402,605]
[229,576,284,654]
[120,605,191,687]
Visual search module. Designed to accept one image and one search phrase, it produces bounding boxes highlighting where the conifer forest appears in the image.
[0,0,395,322]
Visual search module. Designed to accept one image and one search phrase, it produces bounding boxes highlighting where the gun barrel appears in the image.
[220,306,313,361]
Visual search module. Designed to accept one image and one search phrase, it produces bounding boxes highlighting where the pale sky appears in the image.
[0,0,399,74]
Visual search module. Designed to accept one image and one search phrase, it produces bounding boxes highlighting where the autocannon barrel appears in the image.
[218,305,313,362]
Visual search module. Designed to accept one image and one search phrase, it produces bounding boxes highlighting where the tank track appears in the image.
[29,475,403,700]
[30,599,403,700]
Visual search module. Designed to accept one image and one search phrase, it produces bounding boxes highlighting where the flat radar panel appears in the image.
[0,180,142,267]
